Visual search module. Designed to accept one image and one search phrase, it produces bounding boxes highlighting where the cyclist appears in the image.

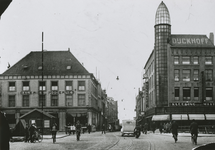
[190,119,198,145]
[51,123,58,143]
[75,121,81,141]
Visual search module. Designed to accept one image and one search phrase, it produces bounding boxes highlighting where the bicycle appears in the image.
[32,131,42,143]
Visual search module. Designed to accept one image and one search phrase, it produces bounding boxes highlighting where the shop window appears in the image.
[193,56,199,64]
[183,88,191,101]
[23,81,30,91]
[9,82,16,91]
[182,70,191,81]
[194,88,199,101]
[51,81,58,91]
[182,56,190,64]
[23,95,29,107]
[39,81,46,91]
[193,70,199,81]
[78,94,85,106]
[205,56,212,65]
[174,56,179,64]
[205,70,213,81]
[174,70,180,81]
[65,81,73,91]
[9,95,15,107]
[78,81,85,91]
[51,95,58,106]
[174,88,179,100]
[206,88,213,101]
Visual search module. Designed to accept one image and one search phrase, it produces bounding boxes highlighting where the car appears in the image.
[121,120,136,137]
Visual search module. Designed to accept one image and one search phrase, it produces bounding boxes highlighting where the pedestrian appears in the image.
[29,123,36,143]
[76,121,81,141]
[70,124,75,135]
[151,122,156,133]
[101,124,106,134]
[190,119,198,145]
[51,123,58,143]
[87,124,91,134]
[24,124,29,142]
[171,121,179,143]
[143,122,148,134]
[0,111,11,150]
[159,123,163,134]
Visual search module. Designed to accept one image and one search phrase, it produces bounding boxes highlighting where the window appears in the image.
[182,56,190,64]
[174,88,179,100]
[23,95,29,107]
[9,82,16,91]
[193,56,199,64]
[51,81,58,91]
[206,88,213,101]
[174,70,180,81]
[78,94,85,106]
[66,95,73,106]
[205,70,213,81]
[51,95,58,106]
[205,56,212,65]
[194,88,199,101]
[193,70,199,81]
[23,81,30,91]
[39,81,46,91]
[174,56,179,64]
[65,81,73,91]
[9,95,15,107]
[183,88,191,101]
[78,81,85,91]
[39,94,46,107]
[182,70,190,81]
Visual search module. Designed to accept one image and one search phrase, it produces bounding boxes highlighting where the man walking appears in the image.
[101,124,106,134]
[171,121,179,143]
[190,119,198,145]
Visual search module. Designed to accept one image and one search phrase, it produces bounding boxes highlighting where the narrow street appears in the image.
[10,131,215,150]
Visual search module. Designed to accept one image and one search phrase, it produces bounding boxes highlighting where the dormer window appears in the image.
[66,66,71,70]
[38,66,42,70]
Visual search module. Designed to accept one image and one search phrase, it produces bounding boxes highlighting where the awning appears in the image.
[172,114,188,120]
[189,114,205,120]
[152,115,170,121]
[205,114,215,120]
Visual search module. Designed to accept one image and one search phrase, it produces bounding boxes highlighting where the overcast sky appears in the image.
[1,0,215,121]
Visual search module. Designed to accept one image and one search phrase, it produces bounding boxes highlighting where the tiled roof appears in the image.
[2,50,90,76]
[170,34,215,47]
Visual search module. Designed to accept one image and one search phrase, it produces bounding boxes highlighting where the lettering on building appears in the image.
[172,38,209,45]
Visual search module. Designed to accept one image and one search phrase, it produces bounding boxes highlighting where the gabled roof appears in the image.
[2,50,90,76]
[20,108,55,119]
[170,34,215,47]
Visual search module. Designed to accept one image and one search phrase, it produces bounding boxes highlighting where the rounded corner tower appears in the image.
[154,1,171,107]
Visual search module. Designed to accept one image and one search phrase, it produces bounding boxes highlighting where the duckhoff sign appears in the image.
[172,38,209,45]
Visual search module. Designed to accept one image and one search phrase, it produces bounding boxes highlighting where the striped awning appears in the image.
[205,114,215,120]
[172,114,188,120]
[152,115,170,121]
[189,114,205,120]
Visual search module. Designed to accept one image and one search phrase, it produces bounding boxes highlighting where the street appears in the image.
[10,131,215,150]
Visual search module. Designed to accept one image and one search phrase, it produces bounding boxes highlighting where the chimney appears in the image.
[209,32,214,45]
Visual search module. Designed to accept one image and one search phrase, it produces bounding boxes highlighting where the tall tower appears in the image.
[154,1,171,106]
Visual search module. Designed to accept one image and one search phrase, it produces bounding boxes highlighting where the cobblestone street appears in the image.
[10,131,215,150]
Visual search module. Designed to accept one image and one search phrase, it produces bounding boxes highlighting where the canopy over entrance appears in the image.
[152,115,170,121]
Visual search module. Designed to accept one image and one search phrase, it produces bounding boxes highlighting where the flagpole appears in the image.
[41,32,44,138]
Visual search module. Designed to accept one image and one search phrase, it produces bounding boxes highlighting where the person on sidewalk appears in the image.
[87,124,91,134]
[0,111,11,150]
[29,123,36,143]
[24,124,29,142]
[159,123,163,134]
[76,121,81,141]
[171,121,179,143]
[190,119,198,145]
[151,122,156,133]
[51,123,58,143]
[101,124,106,134]
[143,123,148,134]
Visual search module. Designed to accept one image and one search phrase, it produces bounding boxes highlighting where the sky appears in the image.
[0,0,215,121]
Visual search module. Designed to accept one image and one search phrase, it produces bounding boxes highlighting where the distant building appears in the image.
[143,2,215,128]
[0,50,106,131]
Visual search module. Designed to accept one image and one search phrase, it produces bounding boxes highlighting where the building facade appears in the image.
[143,2,215,128]
[0,50,107,131]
